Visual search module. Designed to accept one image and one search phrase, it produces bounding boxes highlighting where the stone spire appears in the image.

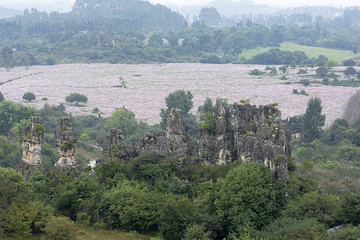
[20,116,45,178]
[198,98,234,165]
[55,117,77,167]
[166,108,193,165]
[233,103,291,181]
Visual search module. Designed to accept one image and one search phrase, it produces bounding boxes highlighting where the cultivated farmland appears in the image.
[0,63,357,126]
[239,42,357,62]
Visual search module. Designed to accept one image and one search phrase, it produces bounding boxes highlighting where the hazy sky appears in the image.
[0,0,359,8]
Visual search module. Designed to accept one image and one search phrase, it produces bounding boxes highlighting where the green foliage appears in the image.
[278,65,288,73]
[297,68,307,74]
[126,153,178,185]
[159,197,195,240]
[22,92,36,102]
[343,59,356,66]
[261,217,328,240]
[344,66,357,78]
[65,93,88,106]
[160,90,194,131]
[282,191,342,227]
[301,97,325,143]
[0,45,14,71]
[198,98,214,115]
[335,224,360,240]
[251,48,308,65]
[60,141,74,152]
[101,180,166,233]
[342,193,360,225]
[0,101,35,135]
[269,67,277,76]
[215,162,284,231]
[200,55,221,64]
[316,66,329,77]
[299,78,310,86]
[197,113,217,134]
[183,223,211,240]
[0,136,22,168]
[249,69,265,75]
[105,108,138,140]
[43,216,78,240]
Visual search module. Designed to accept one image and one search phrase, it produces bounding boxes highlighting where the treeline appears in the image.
[1,2,360,66]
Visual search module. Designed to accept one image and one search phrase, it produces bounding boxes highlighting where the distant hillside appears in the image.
[0,7,22,19]
[72,0,186,32]
[178,0,271,20]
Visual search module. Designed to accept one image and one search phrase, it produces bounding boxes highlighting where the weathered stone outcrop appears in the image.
[101,109,193,166]
[198,99,234,165]
[233,103,291,181]
[20,117,45,178]
[102,129,136,163]
[166,108,193,165]
[137,132,169,156]
[55,117,78,168]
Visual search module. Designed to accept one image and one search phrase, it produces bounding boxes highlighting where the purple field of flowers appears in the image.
[0,63,357,125]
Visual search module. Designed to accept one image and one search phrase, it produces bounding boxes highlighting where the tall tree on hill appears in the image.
[301,97,325,143]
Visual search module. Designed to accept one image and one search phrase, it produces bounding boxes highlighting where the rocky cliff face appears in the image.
[233,103,291,181]
[55,117,78,167]
[166,108,193,165]
[102,108,193,166]
[198,99,234,165]
[20,117,45,178]
[102,129,136,163]
[137,132,169,156]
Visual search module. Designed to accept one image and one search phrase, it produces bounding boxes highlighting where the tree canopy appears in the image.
[22,92,36,102]
[65,93,88,106]
[301,97,326,143]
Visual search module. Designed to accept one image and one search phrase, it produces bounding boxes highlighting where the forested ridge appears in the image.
[0,0,360,67]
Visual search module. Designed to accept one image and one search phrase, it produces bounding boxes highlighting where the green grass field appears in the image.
[239,42,357,62]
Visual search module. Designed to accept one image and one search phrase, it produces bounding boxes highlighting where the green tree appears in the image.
[0,101,35,135]
[0,46,14,71]
[342,193,360,225]
[316,66,328,78]
[198,98,214,115]
[343,59,355,66]
[65,93,88,106]
[105,108,138,140]
[42,216,78,240]
[282,191,342,227]
[159,197,195,240]
[198,7,221,25]
[160,90,194,129]
[344,66,357,79]
[261,217,328,240]
[0,92,4,102]
[301,97,325,143]
[215,162,284,231]
[22,92,36,102]
[279,65,288,74]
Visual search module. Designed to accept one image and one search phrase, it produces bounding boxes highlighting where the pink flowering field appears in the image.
[0,63,357,126]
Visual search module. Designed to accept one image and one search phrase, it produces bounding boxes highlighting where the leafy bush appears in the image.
[200,55,221,64]
[43,216,78,240]
[197,112,217,134]
[299,79,310,86]
[249,69,265,76]
[23,92,36,102]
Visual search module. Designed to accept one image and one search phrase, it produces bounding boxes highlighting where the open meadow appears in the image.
[0,63,358,126]
[239,42,357,62]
